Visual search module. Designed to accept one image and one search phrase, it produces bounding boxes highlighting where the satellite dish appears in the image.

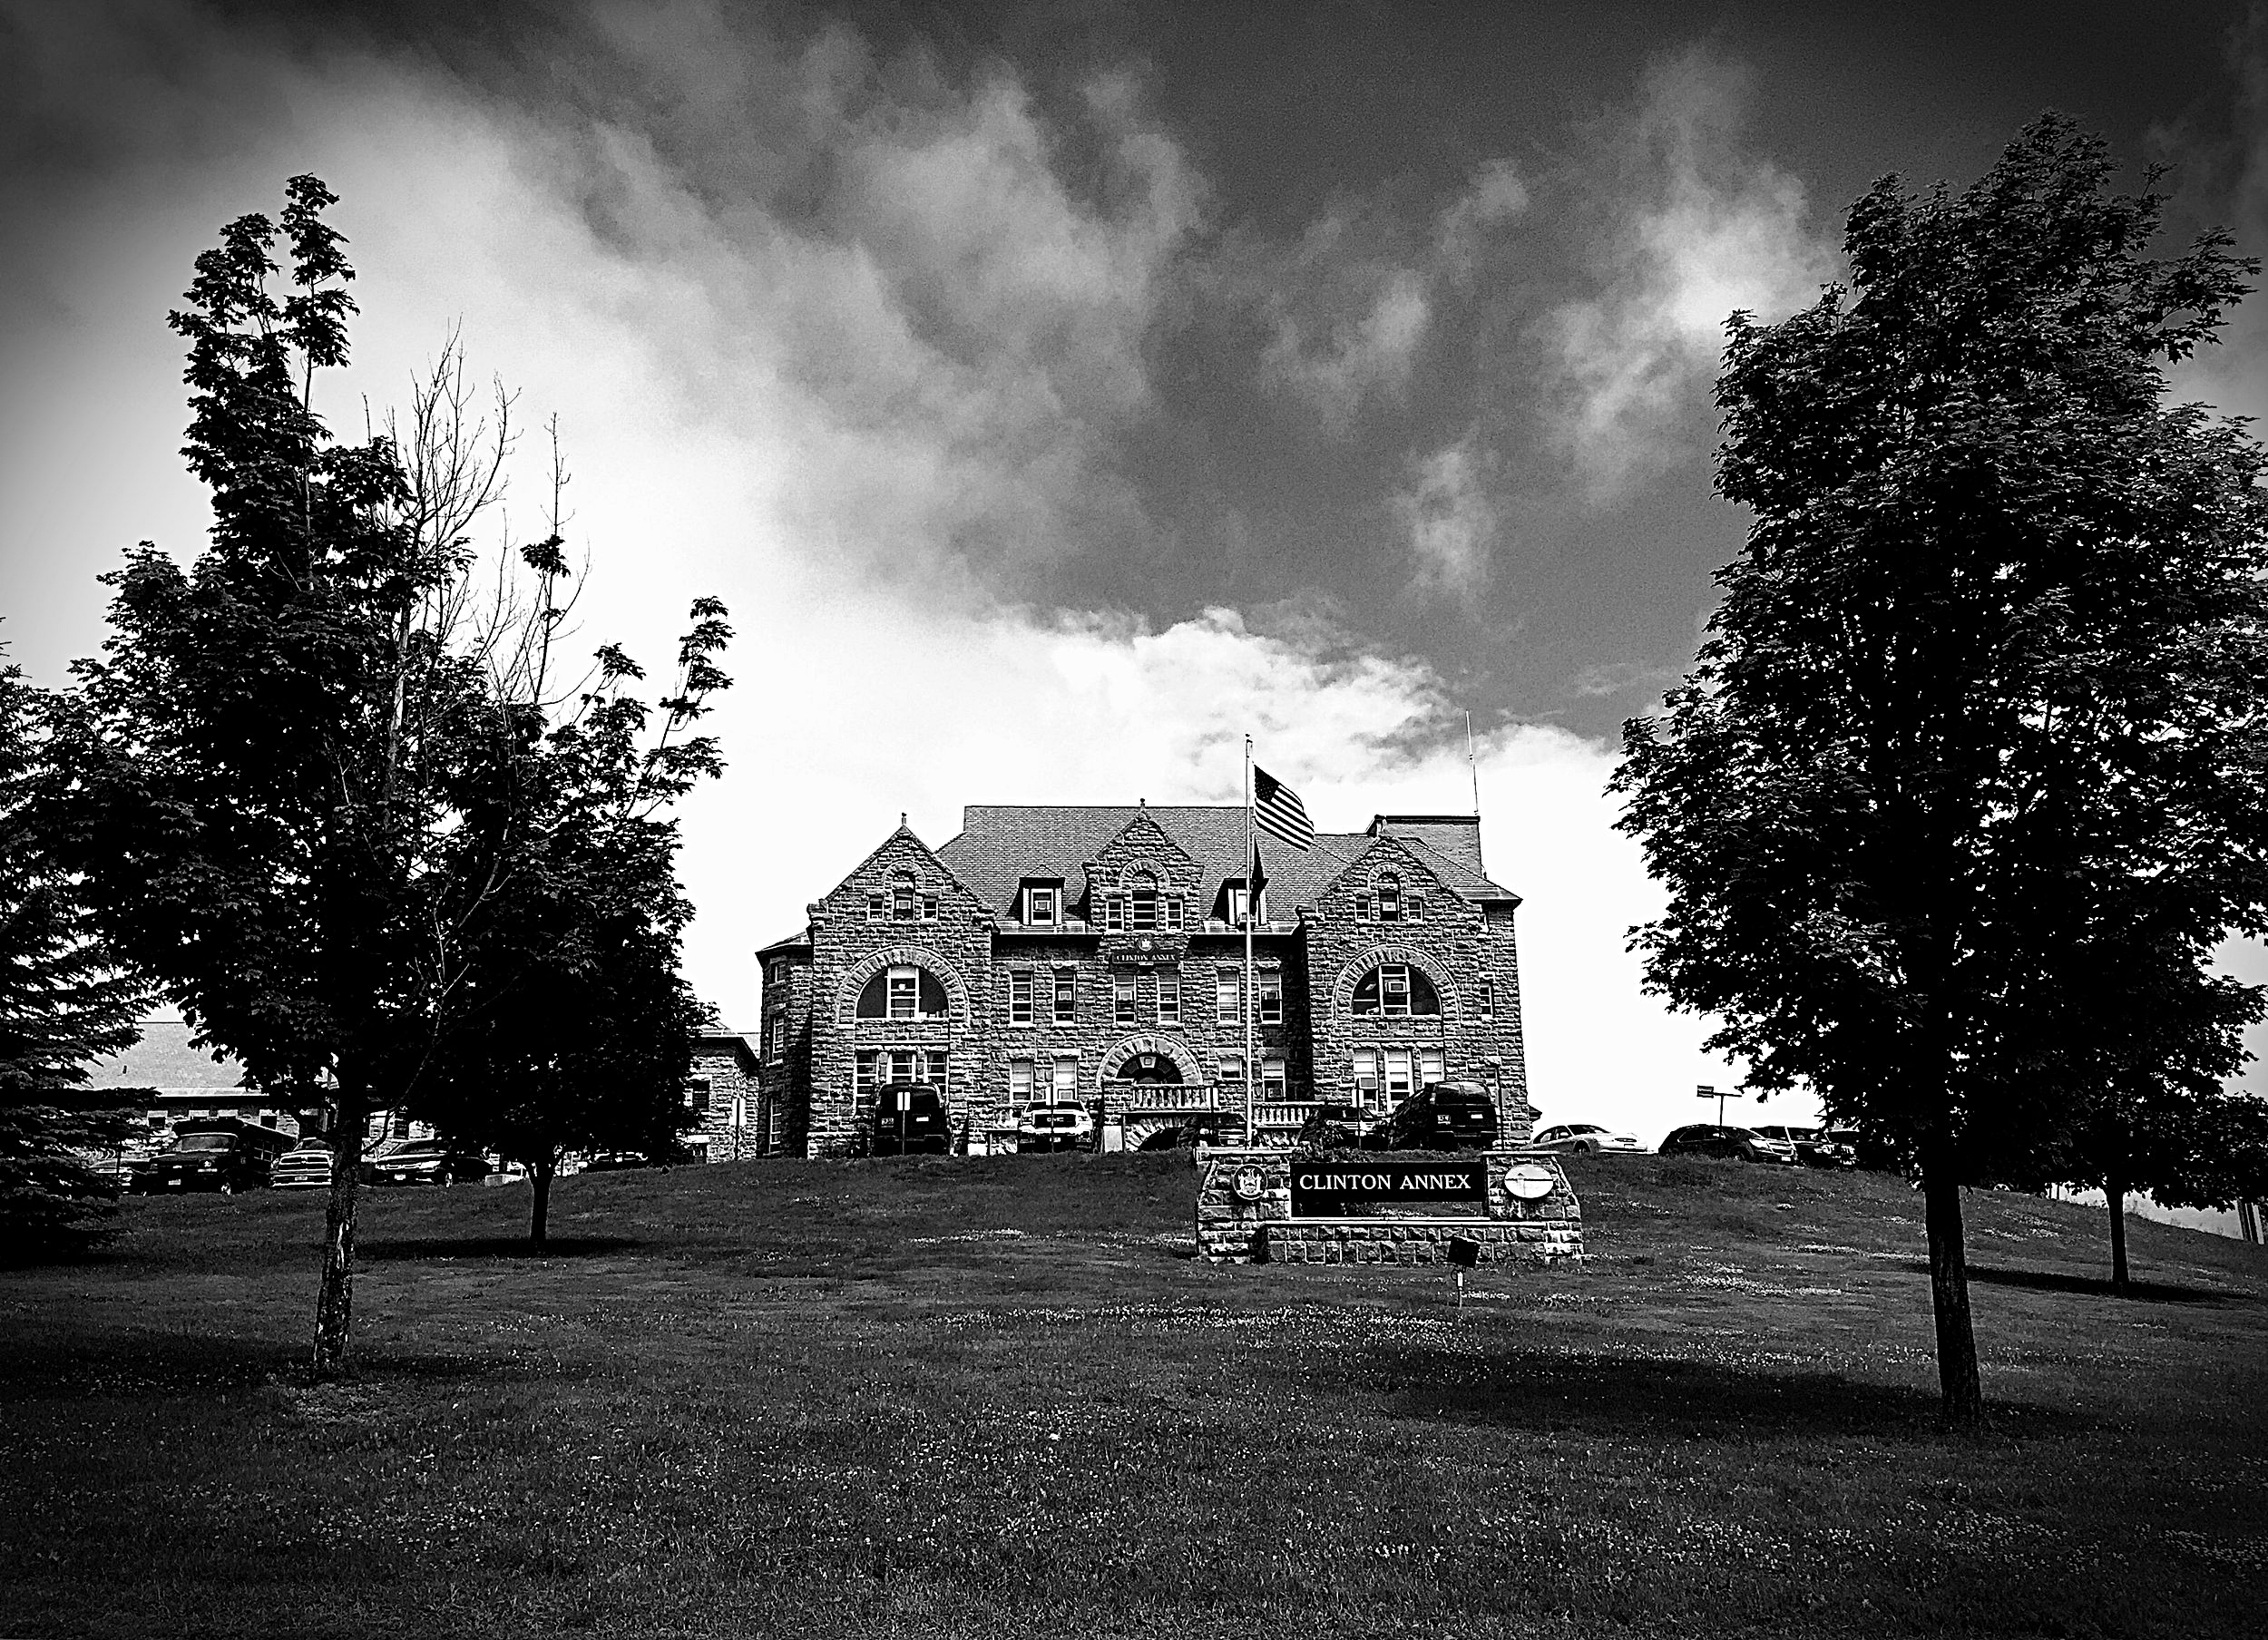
[1501,1162,1556,1202]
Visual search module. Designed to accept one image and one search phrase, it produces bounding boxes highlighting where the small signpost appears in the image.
[1696,1083,1739,1125]
[1445,1235,1481,1308]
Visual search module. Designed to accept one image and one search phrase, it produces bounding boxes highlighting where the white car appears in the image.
[1530,1122,1647,1156]
[267,1137,335,1190]
[1015,1105,1094,1153]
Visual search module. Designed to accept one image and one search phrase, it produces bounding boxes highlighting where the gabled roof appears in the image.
[935,805,1518,916]
[756,929,812,959]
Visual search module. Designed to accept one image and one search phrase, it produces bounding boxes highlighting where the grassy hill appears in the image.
[3,1152,2264,1638]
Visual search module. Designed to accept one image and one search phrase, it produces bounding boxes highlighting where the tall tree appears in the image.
[0,644,149,1261]
[1611,118,2268,1422]
[48,177,726,1366]
[420,592,728,1248]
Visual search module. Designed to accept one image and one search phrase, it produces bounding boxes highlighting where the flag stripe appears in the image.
[1253,766,1315,851]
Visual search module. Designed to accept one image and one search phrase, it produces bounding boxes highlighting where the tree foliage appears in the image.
[47,177,728,1361]
[1611,118,2268,1420]
[0,645,149,1262]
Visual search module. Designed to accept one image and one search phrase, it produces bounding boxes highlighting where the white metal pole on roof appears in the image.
[1466,709,1481,817]
[1244,735,1255,1147]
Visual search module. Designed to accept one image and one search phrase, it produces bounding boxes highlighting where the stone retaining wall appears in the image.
[1194,1147,1581,1265]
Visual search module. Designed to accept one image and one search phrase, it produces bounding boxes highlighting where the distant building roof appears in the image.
[83,1018,249,1094]
[935,805,1517,917]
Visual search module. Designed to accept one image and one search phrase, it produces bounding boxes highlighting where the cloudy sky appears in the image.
[5,0,2266,1141]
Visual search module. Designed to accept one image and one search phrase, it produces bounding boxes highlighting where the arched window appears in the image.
[1351,963,1439,1017]
[1373,872,1403,923]
[1127,870,1158,932]
[856,964,951,1020]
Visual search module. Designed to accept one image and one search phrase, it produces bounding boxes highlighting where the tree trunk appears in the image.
[531,1156,553,1250]
[2107,1176,2130,1295]
[1921,1154,1982,1426]
[313,1084,367,1374]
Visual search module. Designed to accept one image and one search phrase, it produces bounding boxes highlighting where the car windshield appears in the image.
[174,1134,232,1151]
[1569,1124,1605,1134]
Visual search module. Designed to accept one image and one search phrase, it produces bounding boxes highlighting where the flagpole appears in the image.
[1466,709,1481,817]
[1244,735,1256,1147]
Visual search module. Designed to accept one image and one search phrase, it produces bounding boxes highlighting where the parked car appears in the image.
[1137,1111,1249,1151]
[268,1137,335,1191]
[361,1138,489,1186]
[1017,1104,1094,1153]
[1364,1081,1500,1151]
[1659,1124,1797,1164]
[1295,1104,1374,1149]
[866,1082,952,1156]
[1530,1121,1647,1156]
[1753,1124,1857,1168]
[133,1122,290,1194]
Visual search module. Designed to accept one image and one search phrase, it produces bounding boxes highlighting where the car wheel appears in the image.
[1572,1140,1594,1156]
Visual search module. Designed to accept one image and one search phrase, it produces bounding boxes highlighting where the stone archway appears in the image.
[834,945,970,1023]
[1096,1033,1205,1089]
[1332,944,1461,1019]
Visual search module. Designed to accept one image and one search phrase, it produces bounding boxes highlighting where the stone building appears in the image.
[754,804,1532,1157]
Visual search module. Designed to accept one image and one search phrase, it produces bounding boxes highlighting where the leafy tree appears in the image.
[418,592,728,1248]
[1611,118,2268,1422]
[48,177,726,1365]
[0,644,150,1262]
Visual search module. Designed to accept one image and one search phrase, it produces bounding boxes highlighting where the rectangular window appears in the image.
[1010,970,1033,1025]
[1114,971,1136,1025]
[922,895,939,921]
[891,1049,919,1085]
[888,967,919,1020]
[1009,1059,1033,1101]
[1385,1048,1413,1098]
[866,893,884,922]
[1104,894,1124,932]
[1028,886,1056,926]
[1353,1049,1379,1097]
[1053,968,1077,1022]
[1164,896,1183,931]
[1381,965,1412,1018]
[1259,972,1283,1025]
[766,1018,784,1061]
[1477,978,1494,1020]
[1354,892,1371,922]
[1130,890,1157,931]
[1262,1058,1286,1098]
[923,1049,949,1085]
[1157,969,1180,1024]
[855,1050,879,1094]
[1406,895,1423,922]
[1420,1049,1445,1086]
[894,885,915,922]
[1228,885,1250,927]
[1052,1057,1079,1098]
[1216,969,1239,1025]
[1217,1055,1246,1085]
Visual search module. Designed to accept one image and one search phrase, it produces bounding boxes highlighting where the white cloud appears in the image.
[1542,47,1837,498]
[1392,435,1496,601]
[0,5,1765,1146]
[1253,159,1527,432]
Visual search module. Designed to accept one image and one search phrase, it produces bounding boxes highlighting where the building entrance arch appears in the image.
[1097,1034,1204,1089]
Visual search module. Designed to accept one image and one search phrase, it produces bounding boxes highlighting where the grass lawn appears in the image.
[3,1151,2265,1638]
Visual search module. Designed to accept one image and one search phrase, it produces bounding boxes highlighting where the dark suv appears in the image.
[1364,1082,1500,1151]
[134,1123,290,1194]
[867,1083,953,1156]
[362,1138,491,1186]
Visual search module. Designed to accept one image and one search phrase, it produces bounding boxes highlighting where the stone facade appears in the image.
[757,805,1534,1157]
[686,1032,761,1161]
[1192,1147,1582,1265]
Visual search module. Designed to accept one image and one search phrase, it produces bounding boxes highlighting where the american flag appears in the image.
[1253,766,1315,852]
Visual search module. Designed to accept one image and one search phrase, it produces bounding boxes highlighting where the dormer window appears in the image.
[1025,885,1058,926]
